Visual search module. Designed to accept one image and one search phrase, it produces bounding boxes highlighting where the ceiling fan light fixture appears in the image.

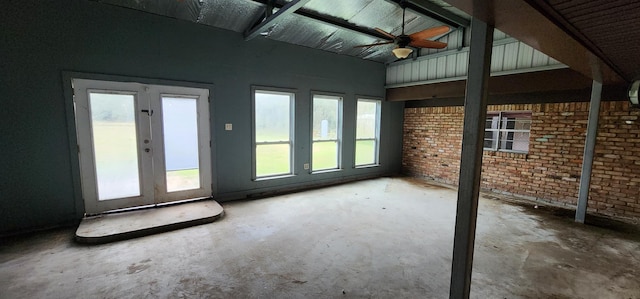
[392,47,413,59]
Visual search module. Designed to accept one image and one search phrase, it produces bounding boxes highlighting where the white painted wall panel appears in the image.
[491,44,505,72]
[427,59,437,80]
[419,59,429,81]
[445,54,457,77]
[447,30,463,50]
[411,61,420,82]
[396,64,404,83]
[386,66,395,85]
[493,29,508,41]
[517,42,534,69]
[385,36,568,86]
[436,56,447,78]
[531,49,549,67]
[456,52,468,76]
[503,42,519,71]
[403,62,412,83]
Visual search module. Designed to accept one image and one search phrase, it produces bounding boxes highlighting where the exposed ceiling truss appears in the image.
[244,0,312,40]
[92,0,472,63]
[245,0,392,41]
[388,0,469,28]
[244,0,469,41]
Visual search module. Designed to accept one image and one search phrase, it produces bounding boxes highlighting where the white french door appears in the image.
[73,78,212,214]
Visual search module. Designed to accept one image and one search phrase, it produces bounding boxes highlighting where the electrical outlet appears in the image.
[303,163,310,170]
[225,123,232,131]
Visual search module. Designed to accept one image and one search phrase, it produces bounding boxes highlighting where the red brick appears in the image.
[403,101,640,223]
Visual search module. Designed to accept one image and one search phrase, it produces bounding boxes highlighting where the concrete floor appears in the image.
[1,177,639,298]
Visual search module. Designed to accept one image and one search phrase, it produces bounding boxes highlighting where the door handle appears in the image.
[141,109,154,116]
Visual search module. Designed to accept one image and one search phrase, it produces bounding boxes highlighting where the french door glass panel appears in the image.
[89,93,141,200]
[162,96,200,192]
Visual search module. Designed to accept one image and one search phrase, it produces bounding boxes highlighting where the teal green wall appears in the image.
[0,0,403,234]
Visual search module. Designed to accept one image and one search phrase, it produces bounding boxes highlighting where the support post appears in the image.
[575,80,602,223]
[449,18,493,299]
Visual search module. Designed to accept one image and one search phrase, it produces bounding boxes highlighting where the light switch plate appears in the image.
[225,123,232,131]
[303,163,310,170]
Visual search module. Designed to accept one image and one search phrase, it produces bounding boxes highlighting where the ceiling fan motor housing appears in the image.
[396,35,412,48]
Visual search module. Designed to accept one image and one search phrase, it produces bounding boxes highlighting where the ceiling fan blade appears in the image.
[409,26,450,41]
[409,40,448,49]
[353,41,395,48]
[374,27,396,40]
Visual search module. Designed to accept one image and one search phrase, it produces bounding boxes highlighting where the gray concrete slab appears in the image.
[1,177,639,298]
[75,200,224,244]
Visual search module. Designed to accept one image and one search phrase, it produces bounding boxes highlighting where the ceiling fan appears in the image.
[355,2,450,59]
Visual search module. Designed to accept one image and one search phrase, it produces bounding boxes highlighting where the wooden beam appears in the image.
[248,0,390,40]
[386,68,594,101]
[388,0,470,28]
[244,0,311,41]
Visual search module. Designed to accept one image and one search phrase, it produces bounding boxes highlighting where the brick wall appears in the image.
[402,101,640,221]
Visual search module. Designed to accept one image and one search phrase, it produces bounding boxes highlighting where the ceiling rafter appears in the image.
[523,0,627,81]
[248,0,469,43]
[248,0,392,40]
[244,0,312,40]
[388,0,469,28]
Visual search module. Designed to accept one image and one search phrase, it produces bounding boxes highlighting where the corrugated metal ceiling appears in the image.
[95,0,469,63]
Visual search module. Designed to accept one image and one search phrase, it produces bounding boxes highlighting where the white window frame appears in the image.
[252,87,296,180]
[311,92,343,172]
[355,98,381,167]
[484,111,531,153]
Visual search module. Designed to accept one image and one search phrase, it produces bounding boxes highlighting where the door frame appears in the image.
[63,72,217,217]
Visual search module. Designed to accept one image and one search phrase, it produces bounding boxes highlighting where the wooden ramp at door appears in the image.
[75,199,224,244]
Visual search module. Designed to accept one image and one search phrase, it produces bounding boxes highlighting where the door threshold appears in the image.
[75,199,224,244]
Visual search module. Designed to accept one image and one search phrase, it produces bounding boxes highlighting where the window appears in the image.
[355,99,381,166]
[484,111,531,153]
[312,94,342,171]
[253,89,294,178]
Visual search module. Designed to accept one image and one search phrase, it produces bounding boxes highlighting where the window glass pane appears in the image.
[503,113,531,130]
[355,140,376,165]
[162,97,200,192]
[485,114,499,129]
[256,144,290,177]
[356,101,377,139]
[501,131,530,152]
[313,96,339,141]
[312,141,338,171]
[255,91,291,142]
[89,93,140,200]
[483,130,497,149]
[485,111,531,152]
